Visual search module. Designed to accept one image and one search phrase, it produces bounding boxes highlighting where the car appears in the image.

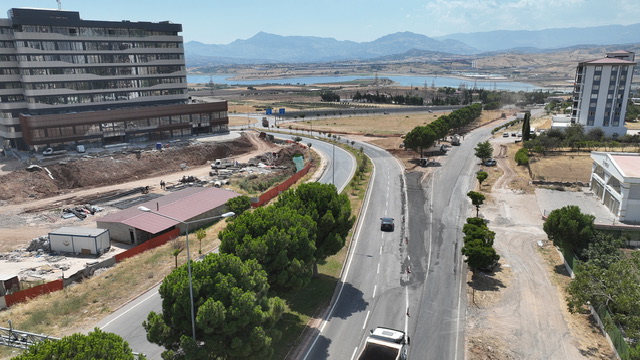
[380,217,395,231]
[511,132,517,137]
[502,132,509,137]
[483,159,497,166]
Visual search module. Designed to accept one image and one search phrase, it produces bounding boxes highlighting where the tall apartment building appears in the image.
[571,50,636,137]
[0,8,228,151]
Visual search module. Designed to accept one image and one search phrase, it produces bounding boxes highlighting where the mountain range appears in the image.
[184,23,640,65]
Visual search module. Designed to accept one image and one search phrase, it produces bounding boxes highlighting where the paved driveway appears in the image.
[535,187,617,225]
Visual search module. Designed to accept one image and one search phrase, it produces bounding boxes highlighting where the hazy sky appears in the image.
[15,0,640,44]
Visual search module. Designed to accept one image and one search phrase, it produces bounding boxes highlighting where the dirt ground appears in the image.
[463,128,615,360]
[0,131,286,279]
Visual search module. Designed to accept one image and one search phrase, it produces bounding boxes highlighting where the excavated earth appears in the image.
[0,134,257,205]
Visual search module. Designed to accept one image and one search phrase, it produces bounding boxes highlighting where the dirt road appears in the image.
[465,139,615,359]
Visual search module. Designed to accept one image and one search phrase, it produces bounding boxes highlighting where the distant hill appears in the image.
[184,31,478,65]
[436,24,640,52]
[185,24,640,66]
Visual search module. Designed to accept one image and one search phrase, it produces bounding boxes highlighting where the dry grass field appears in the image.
[293,112,443,136]
[529,152,593,183]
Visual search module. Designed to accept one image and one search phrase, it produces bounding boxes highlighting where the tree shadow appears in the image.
[282,275,367,321]
[329,281,369,320]
[299,333,332,360]
[276,276,366,359]
[554,263,571,277]
[467,265,506,291]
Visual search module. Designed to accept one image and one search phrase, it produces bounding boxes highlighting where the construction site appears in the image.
[0,130,313,287]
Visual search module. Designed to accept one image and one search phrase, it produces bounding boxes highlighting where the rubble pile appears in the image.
[26,236,49,252]
[61,204,103,220]
[0,251,25,262]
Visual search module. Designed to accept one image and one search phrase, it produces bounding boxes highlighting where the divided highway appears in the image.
[303,124,497,359]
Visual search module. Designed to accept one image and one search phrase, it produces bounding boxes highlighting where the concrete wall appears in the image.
[97,221,148,245]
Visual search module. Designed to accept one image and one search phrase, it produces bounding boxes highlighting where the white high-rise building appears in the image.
[571,51,636,137]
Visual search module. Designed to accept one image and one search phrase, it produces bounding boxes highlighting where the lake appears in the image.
[187,74,550,92]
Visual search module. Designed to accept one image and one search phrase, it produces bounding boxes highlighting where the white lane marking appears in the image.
[377,263,380,274]
[303,154,377,360]
[100,291,157,330]
[379,246,382,255]
[351,347,359,360]
[363,310,370,329]
[373,285,377,298]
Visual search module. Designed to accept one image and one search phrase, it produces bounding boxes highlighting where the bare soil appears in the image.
[0,132,284,254]
[464,129,615,360]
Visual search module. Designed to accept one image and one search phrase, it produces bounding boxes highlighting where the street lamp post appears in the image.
[138,206,234,342]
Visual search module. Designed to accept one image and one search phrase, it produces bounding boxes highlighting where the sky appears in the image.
[12,0,640,44]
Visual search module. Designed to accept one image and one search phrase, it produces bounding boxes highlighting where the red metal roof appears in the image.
[99,187,241,234]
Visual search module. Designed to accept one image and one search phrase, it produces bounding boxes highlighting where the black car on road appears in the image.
[380,217,395,231]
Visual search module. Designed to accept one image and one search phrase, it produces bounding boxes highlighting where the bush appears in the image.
[515,147,529,165]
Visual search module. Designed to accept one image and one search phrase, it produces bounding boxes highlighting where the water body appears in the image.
[187,74,545,92]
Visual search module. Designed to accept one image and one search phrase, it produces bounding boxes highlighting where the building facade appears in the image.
[570,51,636,138]
[0,8,227,151]
[591,152,640,224]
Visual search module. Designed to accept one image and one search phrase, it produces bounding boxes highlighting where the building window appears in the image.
[594,75,601,81]
[591,93,598,99]
[595,66,602,71]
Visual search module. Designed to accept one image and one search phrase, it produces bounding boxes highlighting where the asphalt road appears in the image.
[303,124,502,359]
[97,130,357,359]
[303,140,410,359]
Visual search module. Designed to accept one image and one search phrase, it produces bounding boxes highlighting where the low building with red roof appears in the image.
[97,187,241,244]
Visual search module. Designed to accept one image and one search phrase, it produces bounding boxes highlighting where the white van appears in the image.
[76,145,86,153]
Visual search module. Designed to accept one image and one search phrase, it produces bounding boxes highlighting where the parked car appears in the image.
[483,159,497,166]
[502,132,509,137]
[380,217,395,232]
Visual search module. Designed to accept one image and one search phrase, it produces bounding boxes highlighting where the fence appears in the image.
[593,305,629,359]
[4,279,63,308]
[252,162,312,207]
[558,246,627,359]
[115,228,180,262]
[1,160,311,309]
[1,229,180,310]
[559,246,578,278]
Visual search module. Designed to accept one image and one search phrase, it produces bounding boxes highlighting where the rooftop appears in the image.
[99,187,241,234]
[611,153,640,179]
